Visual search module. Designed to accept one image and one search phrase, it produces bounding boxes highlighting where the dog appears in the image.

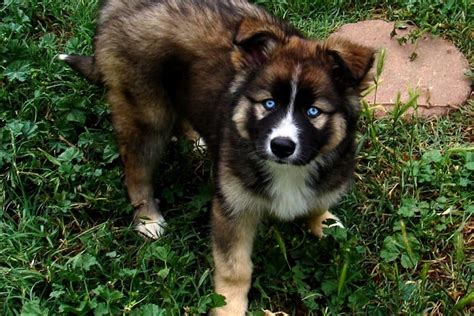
[60,0,374,314]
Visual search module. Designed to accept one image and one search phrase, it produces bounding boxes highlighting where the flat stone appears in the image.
[329,20,471,117]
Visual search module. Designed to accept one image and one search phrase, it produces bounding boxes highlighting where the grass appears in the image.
[1,0,472,314]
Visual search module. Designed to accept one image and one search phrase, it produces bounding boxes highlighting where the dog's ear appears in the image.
[232,18,285,69]
[324,38,375,91]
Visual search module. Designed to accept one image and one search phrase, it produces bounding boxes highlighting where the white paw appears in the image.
[327,219,344,229]
[263,310,289,316]
[196,137,206,148]
[309,211,344,238]
[192,137,207,152]
[134,217,166,239]
[57,54,69,61]
[320,216,344,237]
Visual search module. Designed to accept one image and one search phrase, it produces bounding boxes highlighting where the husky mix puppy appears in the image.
[60,0,374,314]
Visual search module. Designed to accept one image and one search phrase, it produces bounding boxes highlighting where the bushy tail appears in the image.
[58,54,102,84]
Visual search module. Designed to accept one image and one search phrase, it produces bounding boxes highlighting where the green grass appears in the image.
[1,0,473,314]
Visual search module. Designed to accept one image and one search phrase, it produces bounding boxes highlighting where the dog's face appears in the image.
[231,20,375,165]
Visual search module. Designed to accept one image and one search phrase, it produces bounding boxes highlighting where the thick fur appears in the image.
[62,0,374,314]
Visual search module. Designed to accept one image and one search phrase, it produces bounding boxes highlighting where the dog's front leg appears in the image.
[211,199,259,316]
[308,209,344,238]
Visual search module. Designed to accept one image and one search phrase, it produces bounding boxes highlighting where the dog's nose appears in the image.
[270,137,296,158]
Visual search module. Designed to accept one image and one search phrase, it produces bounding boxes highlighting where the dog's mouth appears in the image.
[272,158,291,164]
[265,156,291,165]
[256,149,309,166]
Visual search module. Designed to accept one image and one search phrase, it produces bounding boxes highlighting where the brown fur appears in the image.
[211,199,259,315]
[62,0,374,313]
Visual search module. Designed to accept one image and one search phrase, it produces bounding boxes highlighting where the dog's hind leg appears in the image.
[108,90,176,239]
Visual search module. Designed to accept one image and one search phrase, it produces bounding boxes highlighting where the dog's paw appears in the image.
[263,310,289,316]
[57,54,69,60]
[192,137,207,152]
[134,217,166,240]
[309,211,344,238]
[196,137,206,148]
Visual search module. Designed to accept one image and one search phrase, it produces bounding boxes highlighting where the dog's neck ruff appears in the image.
[264,160,316,219]
[219,157,347,221]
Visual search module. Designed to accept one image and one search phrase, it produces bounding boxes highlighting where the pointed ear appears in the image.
[232,18,286,70]
[324,38,375,90]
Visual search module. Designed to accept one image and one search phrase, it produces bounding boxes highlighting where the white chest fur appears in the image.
[219,161,347,220]
[264,162,317,220]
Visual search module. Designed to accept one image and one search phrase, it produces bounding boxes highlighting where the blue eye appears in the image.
[307,107,320,118]
[263,99,276,111]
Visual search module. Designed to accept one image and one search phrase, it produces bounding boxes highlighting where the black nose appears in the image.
[270,137,296,158]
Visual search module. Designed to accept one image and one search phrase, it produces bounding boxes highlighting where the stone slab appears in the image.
[329,20,472,117]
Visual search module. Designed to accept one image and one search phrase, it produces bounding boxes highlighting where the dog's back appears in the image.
[88,0,300,151]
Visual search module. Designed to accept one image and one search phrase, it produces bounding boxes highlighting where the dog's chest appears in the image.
[265,163,316,220]
[220,160,347,219]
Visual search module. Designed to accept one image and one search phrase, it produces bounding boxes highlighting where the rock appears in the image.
[329,20,472,117]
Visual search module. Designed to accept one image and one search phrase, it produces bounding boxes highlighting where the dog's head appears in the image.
[231,18,375,165]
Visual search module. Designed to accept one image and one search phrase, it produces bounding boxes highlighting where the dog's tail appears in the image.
[58,54,102,84]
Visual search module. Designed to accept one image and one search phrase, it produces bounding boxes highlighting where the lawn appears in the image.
[1,0,472,315]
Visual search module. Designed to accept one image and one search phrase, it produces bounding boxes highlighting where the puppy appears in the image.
[60,0,374,314]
